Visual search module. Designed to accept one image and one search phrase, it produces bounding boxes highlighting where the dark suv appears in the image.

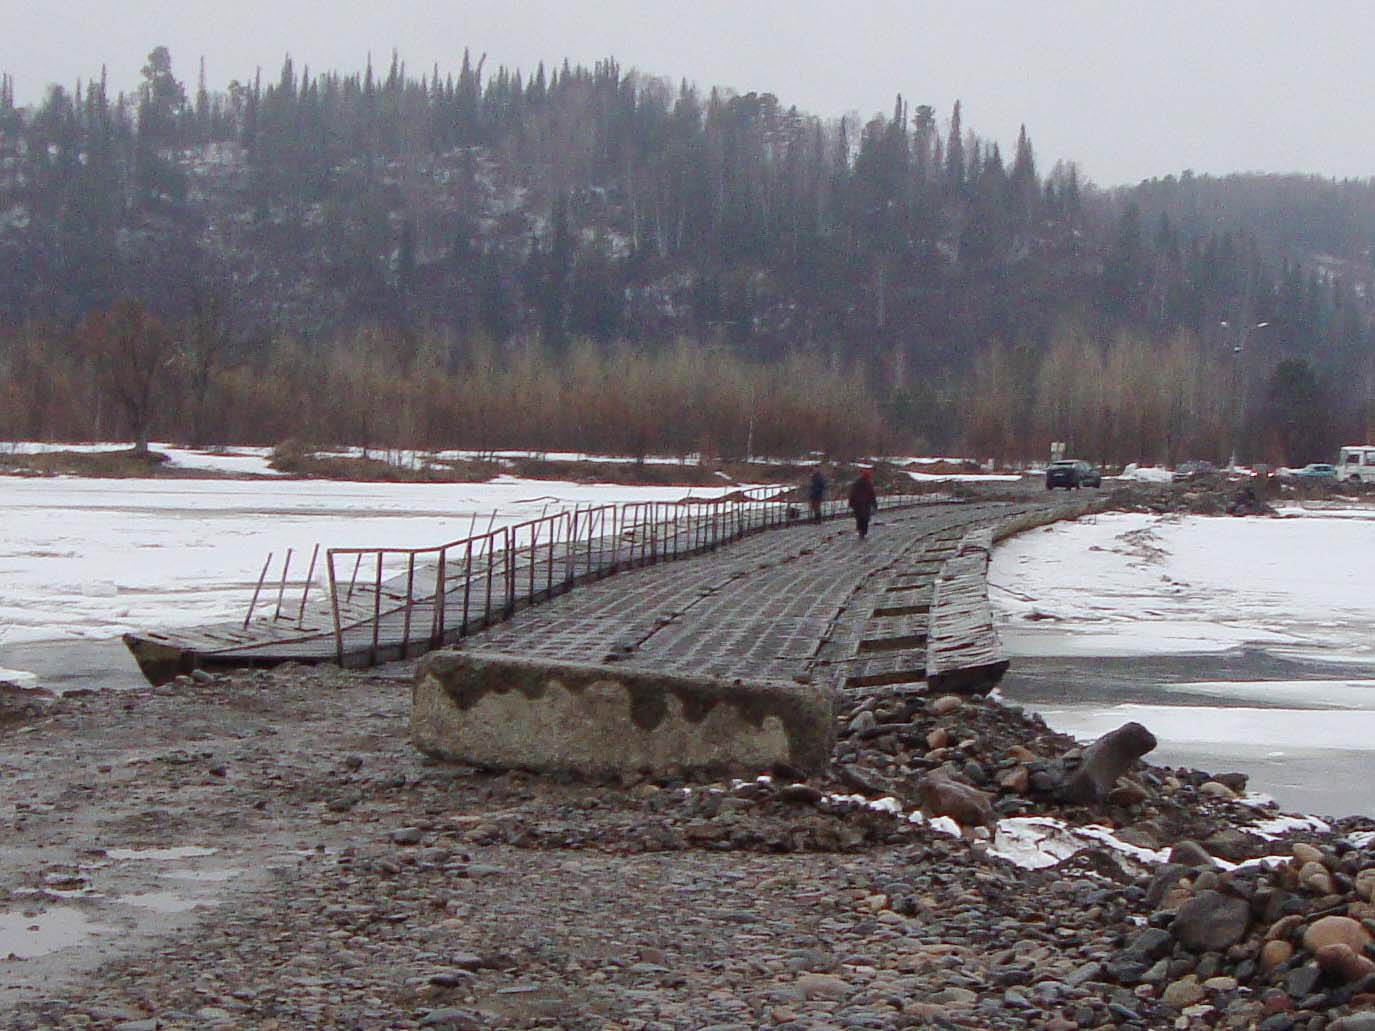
[1046,459,1102,490]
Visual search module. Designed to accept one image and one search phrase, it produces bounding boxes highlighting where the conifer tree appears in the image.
[945,100,965,195]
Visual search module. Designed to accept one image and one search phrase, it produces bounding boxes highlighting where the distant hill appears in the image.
[1,51,1372,463]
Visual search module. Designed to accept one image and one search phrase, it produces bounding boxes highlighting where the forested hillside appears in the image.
[2,48,1373,465]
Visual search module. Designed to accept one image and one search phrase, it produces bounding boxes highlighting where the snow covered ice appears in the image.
[991,508,1375,663]
[0,472,764,660]
[990,506,1375,814]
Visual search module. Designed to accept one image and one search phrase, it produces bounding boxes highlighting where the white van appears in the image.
[1337,446,1375,483]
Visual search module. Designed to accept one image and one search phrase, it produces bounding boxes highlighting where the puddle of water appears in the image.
[105,846,218,861]
[116,892,216,914]
[0,907,105,959]
[162,868,241,882]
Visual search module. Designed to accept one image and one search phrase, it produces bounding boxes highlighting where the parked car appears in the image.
[1172,460,1218,482]
[1290,463,1337,482]
[1045,459,1102,490]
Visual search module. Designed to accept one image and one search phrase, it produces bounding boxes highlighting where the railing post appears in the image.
[296,544,320,627]
[611,506,621,571]
[461,540,473,636]
[326,551,345,666]
[485,532,496,624]
[243,552,273,630]
[370,552,383,662]
[346,553,363,602]
[432,547,447,646]
[401,553,416,656]
[541,516,552,596]
[566,509,578,586]
[586,509,595,580]
[527,522,538,601]
[505,527,516,615]
[272,548,294,620]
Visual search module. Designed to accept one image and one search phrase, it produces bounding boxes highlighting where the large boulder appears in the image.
[915,772,996,829]
[1058,721,1158,804]
[1172,890,1251,951]
[1303,916,1374,955]
[412,650,834,777]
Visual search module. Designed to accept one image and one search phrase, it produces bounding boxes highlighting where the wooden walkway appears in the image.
[126,491,1100,689]
[468,499,1087,696]
[123,493,919,683]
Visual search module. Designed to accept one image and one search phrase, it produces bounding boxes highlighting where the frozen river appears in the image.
[4,468,1374,817]
[990,506,1375,817]
[0,471,757,686]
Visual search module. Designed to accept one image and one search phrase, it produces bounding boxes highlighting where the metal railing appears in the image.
[245,483,923,667]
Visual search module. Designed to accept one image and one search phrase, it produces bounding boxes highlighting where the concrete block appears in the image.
[412,650,834,776]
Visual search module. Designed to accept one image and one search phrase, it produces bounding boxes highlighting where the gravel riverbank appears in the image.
[4,659,1375,1031]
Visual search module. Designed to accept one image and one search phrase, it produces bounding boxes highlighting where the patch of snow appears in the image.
[907,470,1022,483]
[1116,464,1174,483]
[927,815,962,838]
[989,813,1317,872]
[879,456,975,467]
[989,816,1169,870]
[1,441,283,477]
[1250,813,1332,840]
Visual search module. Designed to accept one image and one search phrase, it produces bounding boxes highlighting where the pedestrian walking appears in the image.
[847,469,878,539]
[807,468,827,523]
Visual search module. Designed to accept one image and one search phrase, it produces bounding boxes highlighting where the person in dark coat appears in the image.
[847,469,878,538]
[807,468,827,523]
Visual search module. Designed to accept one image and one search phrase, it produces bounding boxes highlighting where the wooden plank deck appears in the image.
[125,496,1087,688]
[122,498,882,683]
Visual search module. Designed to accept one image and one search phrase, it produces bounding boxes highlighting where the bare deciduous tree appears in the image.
[81,299,178,456]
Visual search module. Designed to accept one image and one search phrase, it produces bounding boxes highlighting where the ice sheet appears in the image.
[991,508,1375,797]
[1033,702,1375,752]
[0,477,770,652]
[990,510,1375,660]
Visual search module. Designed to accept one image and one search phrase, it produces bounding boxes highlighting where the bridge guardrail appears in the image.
[247,481,933,667]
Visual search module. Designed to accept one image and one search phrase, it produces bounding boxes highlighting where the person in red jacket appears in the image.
[847,469,878,539]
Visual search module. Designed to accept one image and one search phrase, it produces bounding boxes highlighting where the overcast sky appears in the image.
[6,0,1373,187]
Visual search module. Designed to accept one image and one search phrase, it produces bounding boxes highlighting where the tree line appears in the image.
[1,48,1372,464]
[0,303,1350,467]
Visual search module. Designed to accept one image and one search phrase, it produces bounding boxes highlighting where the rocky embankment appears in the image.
[3,665,1375,1030]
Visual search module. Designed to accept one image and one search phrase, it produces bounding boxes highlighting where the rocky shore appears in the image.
[3,661,1375,1031]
